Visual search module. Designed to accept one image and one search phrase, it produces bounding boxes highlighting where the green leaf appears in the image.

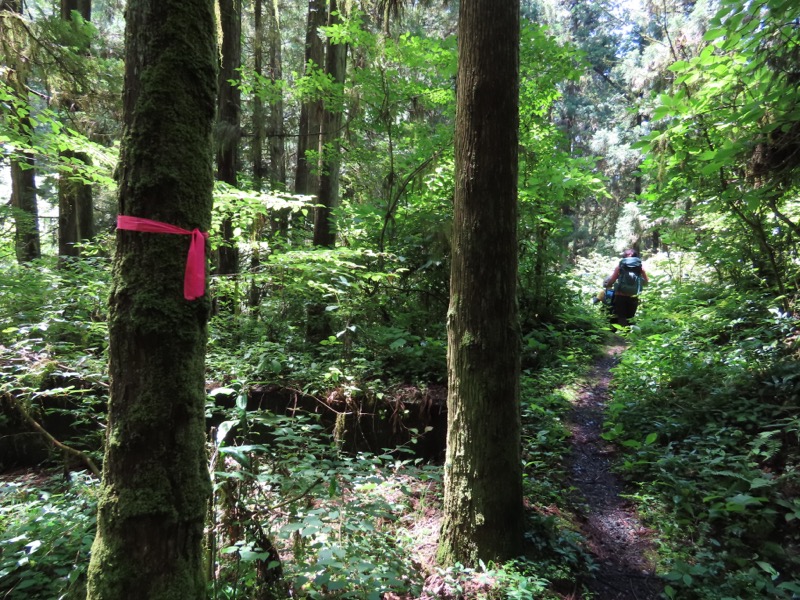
[703,28,726,42]
[652,105,674,121]
[236,391,248,411]
[240,550,272,562]
[725,493,765,511]
[755,561,778,579]
[209,386,236,399]
[668,60,691,72]
[749,477,772,490]
[216,420,237,445]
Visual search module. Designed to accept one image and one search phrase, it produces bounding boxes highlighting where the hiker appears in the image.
[603,249,648,327]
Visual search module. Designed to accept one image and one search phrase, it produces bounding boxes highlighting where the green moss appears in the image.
[86,1,216,596]
[460,330,476,348]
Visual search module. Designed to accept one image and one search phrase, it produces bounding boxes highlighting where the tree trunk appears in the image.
[60,0,90,19]
[312,0,346,248]
[267,0,288,236]
[57,157,95,258]
[85,0,216,598]
[437,0,524,567]
[58,0,94,260]
[294,0,325,196]
[10,154,40,263]
[305,0,346,343]
[3,0,41,263]
[252,0,266,193]
[216,0,242,276]
[58,152,94,258]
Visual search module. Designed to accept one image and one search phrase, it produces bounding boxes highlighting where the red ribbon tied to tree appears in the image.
[116,216,209,301]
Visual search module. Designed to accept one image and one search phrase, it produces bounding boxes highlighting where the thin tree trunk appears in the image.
[60,0,90,18]
[248,0,266,310]
[312,0,346,248]
[306,0,346,343]
[85,0,216,598]
[58,0,93,260]
[294,0,325,196]
[57,159,94,259]
[3,0,41,263]
[10,154,40,262]
[253,0,266,193]
[267,0,288,236]
[437,0,524,567]
[216,0,242,277]
[58,154,83,258]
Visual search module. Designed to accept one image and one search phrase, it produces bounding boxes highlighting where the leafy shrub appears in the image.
[207,405,428,599]
[0,472,97,600]
[606,280,800,599]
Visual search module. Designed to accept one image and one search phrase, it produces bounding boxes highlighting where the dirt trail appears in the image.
[567,341,663,600]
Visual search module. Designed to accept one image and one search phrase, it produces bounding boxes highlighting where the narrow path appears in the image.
[567,341,663,600]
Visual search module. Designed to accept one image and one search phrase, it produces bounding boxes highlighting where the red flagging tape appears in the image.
[116,215,209,301]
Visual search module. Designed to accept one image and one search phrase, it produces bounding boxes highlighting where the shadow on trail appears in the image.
[568,341,664,600]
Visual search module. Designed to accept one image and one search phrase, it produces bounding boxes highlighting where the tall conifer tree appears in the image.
[437,0,524,566]
[86,0,216,597]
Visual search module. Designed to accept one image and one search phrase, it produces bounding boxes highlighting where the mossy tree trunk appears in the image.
[85,0,216,598]
[252,0,265,194]
[436,0,524,567]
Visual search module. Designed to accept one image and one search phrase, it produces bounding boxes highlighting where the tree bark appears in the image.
[85,0,216,598]
[305,0,346,343]
[60,0,90,19]
[58,151,94,258]
[10,154,40,263]
[252,0,266,192]
[294,0,325,196]
[3,0,41,263]
[216,0,242,276]
[267,0,288,236]
[58,0,94,260]
[312,0,346,248]
[437,0,524,566]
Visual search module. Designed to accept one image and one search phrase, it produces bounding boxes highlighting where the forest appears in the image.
[1,0,799,598]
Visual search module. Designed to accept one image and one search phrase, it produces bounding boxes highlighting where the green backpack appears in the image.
[615,257,644,296]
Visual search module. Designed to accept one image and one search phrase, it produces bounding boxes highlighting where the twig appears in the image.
[265,477,323,512]
[8,394,101,478]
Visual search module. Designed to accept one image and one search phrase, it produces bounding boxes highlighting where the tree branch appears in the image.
[7,393,101,478]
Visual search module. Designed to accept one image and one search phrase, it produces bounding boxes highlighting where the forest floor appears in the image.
[567,338,663,600]
[399,338,667,599]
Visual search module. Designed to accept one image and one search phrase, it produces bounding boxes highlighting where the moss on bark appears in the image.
[86,1,217,598]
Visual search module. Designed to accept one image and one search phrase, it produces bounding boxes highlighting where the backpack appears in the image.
[615,257,644,296]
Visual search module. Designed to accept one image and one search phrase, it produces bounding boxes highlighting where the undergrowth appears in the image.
[604,280,800,599]
[0,248,610,599]
[0,471,97,600]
